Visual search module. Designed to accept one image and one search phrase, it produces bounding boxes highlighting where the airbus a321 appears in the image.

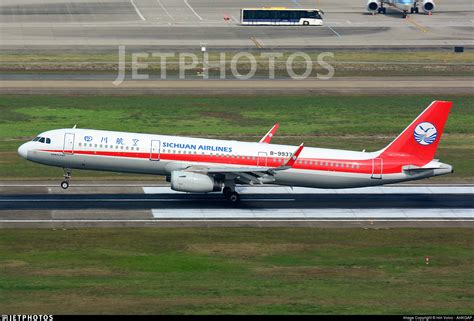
[18,101,453,202]
[367,0,435,18]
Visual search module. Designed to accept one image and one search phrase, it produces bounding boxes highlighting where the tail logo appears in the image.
[414,122,438,145]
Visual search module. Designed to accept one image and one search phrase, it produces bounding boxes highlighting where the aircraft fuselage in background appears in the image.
[367,0,436,17]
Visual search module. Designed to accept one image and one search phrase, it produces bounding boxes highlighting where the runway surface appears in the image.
[1,77,472,95]
[1,184,473,228]
[0,0,472,50]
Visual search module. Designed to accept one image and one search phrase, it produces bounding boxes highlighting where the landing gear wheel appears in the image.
[303,21,309,26]
[402,11,407,18]
[410,7,414,13]
[223,186,233,198]
[229,192,240,203]
[61,168,71,190]
[415,7,419,13]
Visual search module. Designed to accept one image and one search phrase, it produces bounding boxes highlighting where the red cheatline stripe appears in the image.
[40,149,417,174]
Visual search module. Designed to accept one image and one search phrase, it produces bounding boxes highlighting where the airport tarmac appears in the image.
[1,184,473,228]
[1,77,473,95]
[0,0,472,51]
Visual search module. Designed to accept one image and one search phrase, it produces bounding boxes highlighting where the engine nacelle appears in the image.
[367,0,381,12]
[422,0,435,13]
[170,171,222,193]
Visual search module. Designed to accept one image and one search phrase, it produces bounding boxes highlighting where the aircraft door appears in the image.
[150,140,161,161]
[257,152,267,166]
[371,158,383,179]
[63,133,75,154]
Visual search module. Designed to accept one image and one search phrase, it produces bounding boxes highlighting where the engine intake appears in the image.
[367,0,380,12]
[422,0,435,12]
[170,171,222,193]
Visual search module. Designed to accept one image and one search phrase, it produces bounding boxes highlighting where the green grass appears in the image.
[2,51,473,63]
[0,94,473,181]
[0,228,472,314]
[2,51,473,77]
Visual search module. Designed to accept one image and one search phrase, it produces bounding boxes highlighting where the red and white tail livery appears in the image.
[18,101,453,202]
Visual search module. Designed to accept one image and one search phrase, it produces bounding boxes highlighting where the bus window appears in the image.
[243,10,256,20]
[279,11,290,20]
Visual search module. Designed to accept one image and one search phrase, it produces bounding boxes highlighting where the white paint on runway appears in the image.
[183,0,204,20]
[130,0,146,21]
[151,208,474,219]
[156,0,174,21]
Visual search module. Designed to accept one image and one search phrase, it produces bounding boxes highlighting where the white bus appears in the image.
[240,7,324,26]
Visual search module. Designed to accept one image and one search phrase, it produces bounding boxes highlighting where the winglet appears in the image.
[259,122,279,144]
[281,143,304,168]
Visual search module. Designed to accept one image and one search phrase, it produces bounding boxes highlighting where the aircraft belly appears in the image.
[273,169,408,188]
[395,4,412,11]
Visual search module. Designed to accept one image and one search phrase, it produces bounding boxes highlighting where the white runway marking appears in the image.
[184,0,204,20]
[156,0,174,20]
[0,219,473,223]
[151,208,474,219]
[130,0,146,21]
[327,25,342,38]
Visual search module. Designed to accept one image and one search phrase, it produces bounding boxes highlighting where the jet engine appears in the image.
[367,0,381,12]
[422,0,435,13]
[170,171,222,193]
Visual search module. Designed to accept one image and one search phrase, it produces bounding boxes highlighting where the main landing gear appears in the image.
[377,6,386,14]
[223,186,240,203]
[61,168,71,189]
[410,6,419,14]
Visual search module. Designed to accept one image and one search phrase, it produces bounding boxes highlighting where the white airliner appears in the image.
[367,0,435,18]
[18,101,453,202]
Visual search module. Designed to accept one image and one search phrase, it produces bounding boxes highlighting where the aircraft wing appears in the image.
[186,143,304,184]
[259,122,279,144]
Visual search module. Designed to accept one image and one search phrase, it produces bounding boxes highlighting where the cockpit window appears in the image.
[33,136,51,143]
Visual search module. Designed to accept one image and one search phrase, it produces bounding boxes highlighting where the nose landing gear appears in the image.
[410,5,419,14]
[61,168,71,189]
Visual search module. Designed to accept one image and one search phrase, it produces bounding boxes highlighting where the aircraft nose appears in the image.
[18,143,28,159]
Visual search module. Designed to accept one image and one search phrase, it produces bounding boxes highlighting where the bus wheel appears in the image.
[303,21,309,26]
